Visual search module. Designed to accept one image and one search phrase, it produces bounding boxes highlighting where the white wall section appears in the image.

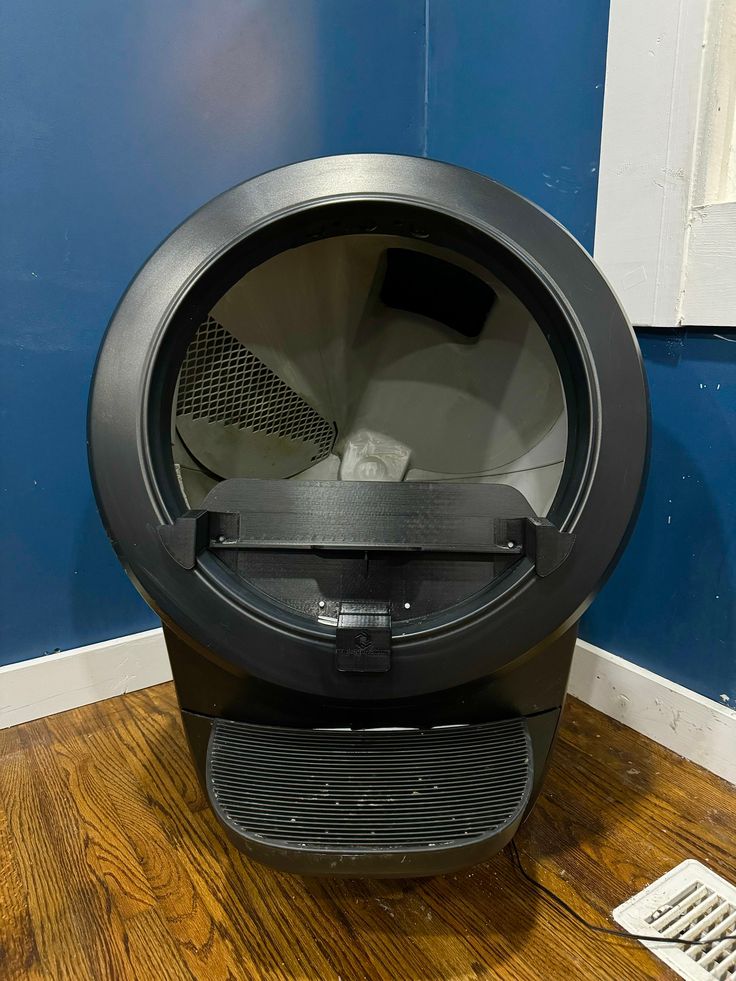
[570,639,736,786]
[0,630,172,729]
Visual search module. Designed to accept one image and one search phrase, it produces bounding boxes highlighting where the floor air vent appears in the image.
[207,718,532,876]
[613,860,736,980]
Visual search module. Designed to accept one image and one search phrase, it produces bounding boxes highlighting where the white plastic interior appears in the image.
[173,234,567,516]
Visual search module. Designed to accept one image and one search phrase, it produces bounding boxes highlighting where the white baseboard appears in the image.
[2,630,734,786]
[0,628,171,729]
[570,639,736,786]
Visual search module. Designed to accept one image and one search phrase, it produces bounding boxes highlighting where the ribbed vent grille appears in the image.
[614,860,736,980]
[208,719,531,852]
[176,317,334,455]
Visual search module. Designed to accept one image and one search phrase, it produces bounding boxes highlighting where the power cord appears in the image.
[507,839,736,948]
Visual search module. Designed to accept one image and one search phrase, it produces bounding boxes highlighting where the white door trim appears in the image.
[594,0,709,327]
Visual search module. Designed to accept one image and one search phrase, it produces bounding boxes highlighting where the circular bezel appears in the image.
[89,155,648,699]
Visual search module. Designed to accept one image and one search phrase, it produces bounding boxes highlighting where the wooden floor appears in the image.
[1,686,734,981]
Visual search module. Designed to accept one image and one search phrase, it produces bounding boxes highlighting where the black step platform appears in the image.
[207,717,533,877]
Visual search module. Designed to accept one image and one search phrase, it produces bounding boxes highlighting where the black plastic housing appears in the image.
[88,155,649,877]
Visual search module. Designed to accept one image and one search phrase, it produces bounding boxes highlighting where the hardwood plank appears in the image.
[122,908,196,981]
[0,746,130,979]
[79,730,259,979]
[3,684,734,980]
[46,733,157,920]
[0,801,42,981]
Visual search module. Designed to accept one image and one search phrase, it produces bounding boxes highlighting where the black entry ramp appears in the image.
[207,717,533,877]
[158,478,576,576]
[203,478,535,552]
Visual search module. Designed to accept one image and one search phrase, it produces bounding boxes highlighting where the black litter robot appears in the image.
[89,155,648,877]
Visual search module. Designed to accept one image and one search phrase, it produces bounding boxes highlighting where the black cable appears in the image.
[507,839,736,948]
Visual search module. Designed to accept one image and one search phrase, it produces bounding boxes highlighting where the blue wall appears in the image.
[427,0,609,252]
[3,2,733,708]
[583,331,736,705]
[0,0,425,664]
